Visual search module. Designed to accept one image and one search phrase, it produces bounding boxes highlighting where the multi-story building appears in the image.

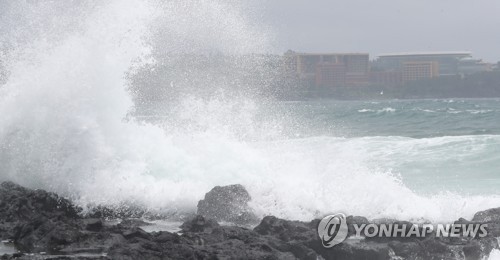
[316,63,346,87]
[402,61,439,82]
[287,52,370,89]
[369,71,403,87]
[374,52,472,76]
[344,54,370,85]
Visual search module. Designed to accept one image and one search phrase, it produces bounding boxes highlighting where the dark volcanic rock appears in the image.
[346,215,370,237]
[468,207,500,238]
[197,184,259,225]
[2,182,500,260]
[0,181,83,252]
[315,240,394,260]
[84,218,104,232]
[254,216,317,241]
[180,215,219,233]
[472,207,500,223]
[0,181,80,221]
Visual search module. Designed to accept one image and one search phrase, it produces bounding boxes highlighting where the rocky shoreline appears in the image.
[1,182,500,260]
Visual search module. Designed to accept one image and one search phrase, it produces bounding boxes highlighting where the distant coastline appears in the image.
[124,52,500,103]
[281,71,500,101]
[280,51,500,101]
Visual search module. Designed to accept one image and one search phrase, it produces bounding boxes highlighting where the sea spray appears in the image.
[0,0,500,223]
[0,0,278,216]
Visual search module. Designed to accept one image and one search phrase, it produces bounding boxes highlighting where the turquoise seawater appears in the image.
[270,98,500,196]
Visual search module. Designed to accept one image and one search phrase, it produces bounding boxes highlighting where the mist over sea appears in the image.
[133,98,500,222]
[0,0,499,225]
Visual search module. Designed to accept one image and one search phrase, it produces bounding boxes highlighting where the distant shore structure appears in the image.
[285,50,492,89]
[285,51,370,89]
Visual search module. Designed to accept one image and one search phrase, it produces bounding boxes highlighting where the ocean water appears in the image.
[267,99,500,196]
[134,98,500,222]
[0,0,499,225]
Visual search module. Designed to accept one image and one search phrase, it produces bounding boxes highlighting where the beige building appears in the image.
[316,63,346,87]
[288,52,370,88]
[402,61,439,82]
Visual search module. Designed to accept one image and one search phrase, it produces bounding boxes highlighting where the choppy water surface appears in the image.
[266,98,500,195]
[0,0,499,224]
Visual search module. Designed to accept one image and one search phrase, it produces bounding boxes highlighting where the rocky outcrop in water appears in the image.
[197,184,259,225]
[1,182,500,260]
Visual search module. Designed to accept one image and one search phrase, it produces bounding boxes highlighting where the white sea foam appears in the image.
[489,249,500,260]
[358,107,396,114]
[379,107,396,113]
[0,0,499,224]
[467,109,493,114]
[413,108,436,113]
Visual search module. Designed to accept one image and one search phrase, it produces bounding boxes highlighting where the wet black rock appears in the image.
[0,181,80,221]
[179,215,307,259]
[0,181,83,253]
[1,182,500,260]
[197,184,259,225]
[472,207,500,223]
[346,215,370,236]
[180,215,219,233]
[84,218,104,232]
[254,216,317,241]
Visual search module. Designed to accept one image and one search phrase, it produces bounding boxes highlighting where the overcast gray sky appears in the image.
[261,0,500,62]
